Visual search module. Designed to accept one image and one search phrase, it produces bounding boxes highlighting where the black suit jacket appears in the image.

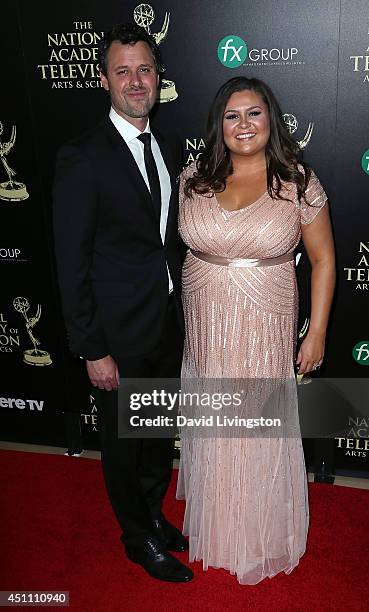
[53,116,185,361]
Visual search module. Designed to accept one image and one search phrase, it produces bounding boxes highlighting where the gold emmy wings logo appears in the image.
[13,297,52,366]
[0,122,29,202]
[133,3,178,103]
[282,114,314,149]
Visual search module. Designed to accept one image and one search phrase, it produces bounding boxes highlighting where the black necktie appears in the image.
[137,133,161,222]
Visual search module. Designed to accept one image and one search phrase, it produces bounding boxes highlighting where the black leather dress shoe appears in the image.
[125,536,193,582]
[152,515,189,552]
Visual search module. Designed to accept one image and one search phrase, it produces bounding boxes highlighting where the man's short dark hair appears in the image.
[98,22,165,75]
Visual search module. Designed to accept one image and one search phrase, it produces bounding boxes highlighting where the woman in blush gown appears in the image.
[176,77,335,585]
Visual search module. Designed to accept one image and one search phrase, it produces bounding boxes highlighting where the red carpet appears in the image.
[0,450,368,611]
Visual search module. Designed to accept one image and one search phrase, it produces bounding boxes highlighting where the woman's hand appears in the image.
[296,331,325,375]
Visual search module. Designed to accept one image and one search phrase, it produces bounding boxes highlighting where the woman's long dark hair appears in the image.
[185,77,311,202]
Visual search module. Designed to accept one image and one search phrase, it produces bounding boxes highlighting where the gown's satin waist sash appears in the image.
[190,250,294,268]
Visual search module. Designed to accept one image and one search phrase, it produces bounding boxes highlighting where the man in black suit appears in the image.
[53,23,192,583]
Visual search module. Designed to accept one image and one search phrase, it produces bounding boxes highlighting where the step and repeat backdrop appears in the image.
[1,0,368,473]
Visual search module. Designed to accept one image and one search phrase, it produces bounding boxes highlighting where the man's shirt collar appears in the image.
[109,106,151,144]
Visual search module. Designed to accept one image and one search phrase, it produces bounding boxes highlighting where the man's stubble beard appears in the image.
[122,90,156,119]
[123,101,154,118]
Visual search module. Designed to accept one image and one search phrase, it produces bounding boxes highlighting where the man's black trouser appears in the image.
[97,295,183,545]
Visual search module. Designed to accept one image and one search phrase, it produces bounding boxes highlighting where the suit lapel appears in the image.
[100,117,179,244]
[100,116,159,226]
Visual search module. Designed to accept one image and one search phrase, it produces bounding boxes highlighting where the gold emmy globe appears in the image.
[0,122,29,202]
[133,3,178,103]
[283,114,314,150]
[13,297,52,366]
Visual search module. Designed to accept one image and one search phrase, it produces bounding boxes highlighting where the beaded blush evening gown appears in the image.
[176,163,327,585]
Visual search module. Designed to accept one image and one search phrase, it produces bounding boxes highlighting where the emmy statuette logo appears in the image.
[283,114,314,150]
[13,297,52,366]
[133,4,178,103]
[0,122,29,202]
